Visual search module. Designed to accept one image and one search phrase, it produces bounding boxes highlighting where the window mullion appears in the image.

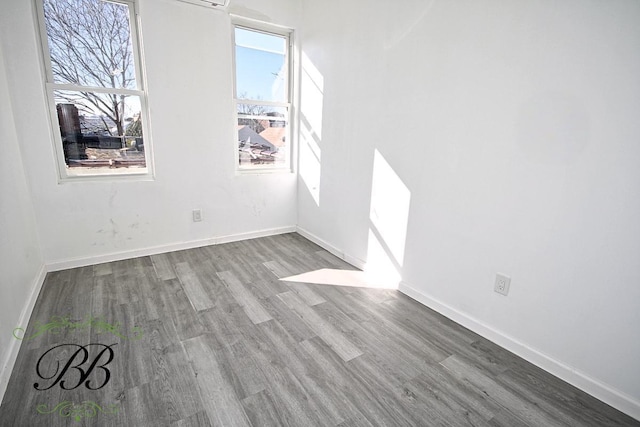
[47,82,144,97]
[235,99,290,108]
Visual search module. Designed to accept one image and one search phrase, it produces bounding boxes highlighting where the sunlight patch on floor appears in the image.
[280,268,398,290]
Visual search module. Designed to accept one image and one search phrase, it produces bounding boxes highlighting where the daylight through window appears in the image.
[38,0,150,177]
[234,25,291,171]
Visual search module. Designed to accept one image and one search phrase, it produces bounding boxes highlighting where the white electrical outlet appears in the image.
[192,209,202,222]
[494,273,511,296]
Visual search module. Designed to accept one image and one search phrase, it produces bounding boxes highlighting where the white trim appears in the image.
[173,0,228,10]
[343,253,366,271]
[236,99,290,108]
[45,83,144,97]
[0,264,47,403]
[46,226,296,272]
[295,226,366,270]
[230,14,293,34]
[232,19,293,174]
[398,281,640,422]
[215,226,295,245]
[296,227,344,260]
[292,227,640,421]
[34,0,155,181]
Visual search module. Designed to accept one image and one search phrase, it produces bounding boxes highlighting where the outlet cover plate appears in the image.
[192,209,202,222]
[494,273,511,296]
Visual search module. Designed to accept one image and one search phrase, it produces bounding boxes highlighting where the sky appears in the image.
[235,28,287,103]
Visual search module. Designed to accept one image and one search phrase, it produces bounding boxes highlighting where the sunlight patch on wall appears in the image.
[301,51,324,139]
[299,51,324,206]
[365,150,411,287]
[366,229,401,286]
[299,124,321,205]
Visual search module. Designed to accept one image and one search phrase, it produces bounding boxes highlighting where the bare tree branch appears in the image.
[44,0,137,135]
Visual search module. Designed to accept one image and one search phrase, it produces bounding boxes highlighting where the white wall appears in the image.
[0,41,45,399]
[298,0,640,418]
[0,0,299,268]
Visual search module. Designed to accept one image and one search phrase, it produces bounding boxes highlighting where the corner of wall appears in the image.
[0,264,47,403]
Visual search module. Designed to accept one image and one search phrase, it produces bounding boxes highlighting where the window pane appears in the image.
[54,90,145,169]
[44,0,137,89]
[237,104,288,168]
[235,28,287,102]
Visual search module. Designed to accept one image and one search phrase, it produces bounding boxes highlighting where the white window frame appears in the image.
[35,0,154,181]
[232,18,293,174]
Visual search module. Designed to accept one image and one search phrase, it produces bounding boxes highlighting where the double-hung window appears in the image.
[233,23,292,171]
[37,0,151,179]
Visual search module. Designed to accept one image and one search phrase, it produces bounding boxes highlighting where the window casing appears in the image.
[233,22,292,172]
[36,0,152,180]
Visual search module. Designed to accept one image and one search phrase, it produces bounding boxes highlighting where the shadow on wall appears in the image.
[299,51,324,206]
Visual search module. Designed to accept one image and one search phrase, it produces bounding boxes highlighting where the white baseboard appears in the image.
[296,226,344,259]
[11,228,639,421]
[0,263,47,403]
[1,227,296,402]
[295,226,367,270]
[399,281,640,422]
[290,227,640,420]
[216,226,296,245]
[46,226,297,272]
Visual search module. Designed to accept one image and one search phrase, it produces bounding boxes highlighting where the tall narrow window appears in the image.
[233,24,291,171]
[38,0,151,178]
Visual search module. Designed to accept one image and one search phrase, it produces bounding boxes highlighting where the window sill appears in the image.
[236,166,293,176]
[58,167,155,183]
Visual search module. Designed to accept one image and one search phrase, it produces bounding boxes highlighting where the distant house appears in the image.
[237,125,280,165]
[259,126,286,148]
[237,125,276,151]
[80,115,117,136]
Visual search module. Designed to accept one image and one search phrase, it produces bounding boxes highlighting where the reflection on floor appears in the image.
[0,233,636,426]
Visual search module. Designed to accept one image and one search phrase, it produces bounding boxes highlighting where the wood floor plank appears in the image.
[173,410,213,427]
[198,303,269,400]
[111,303,154,391]
[182,335,251,427]
[411,362,501,422]
[146,319,204,423]
[261,295,317,342]
[151,253,177,280]
[283,281,327,306]
[497,363,640,427]
[2,233,637,427]
[259,320,348,425]
[174,261,214,311]
[124,380,172,427]
[154,278,205,341]
[301,337,417,426]
[440,355,567,427]
[313,302,441,385]
[277,291,363,362]
[217,270,273,324]
[190,260,239,311]
[241,389,288,427]
[262,260,293,278]
[402,371,494,427]
[264,259,328,305]
[93,261,113,276]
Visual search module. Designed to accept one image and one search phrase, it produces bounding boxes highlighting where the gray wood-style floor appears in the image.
[1,233,637,426]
